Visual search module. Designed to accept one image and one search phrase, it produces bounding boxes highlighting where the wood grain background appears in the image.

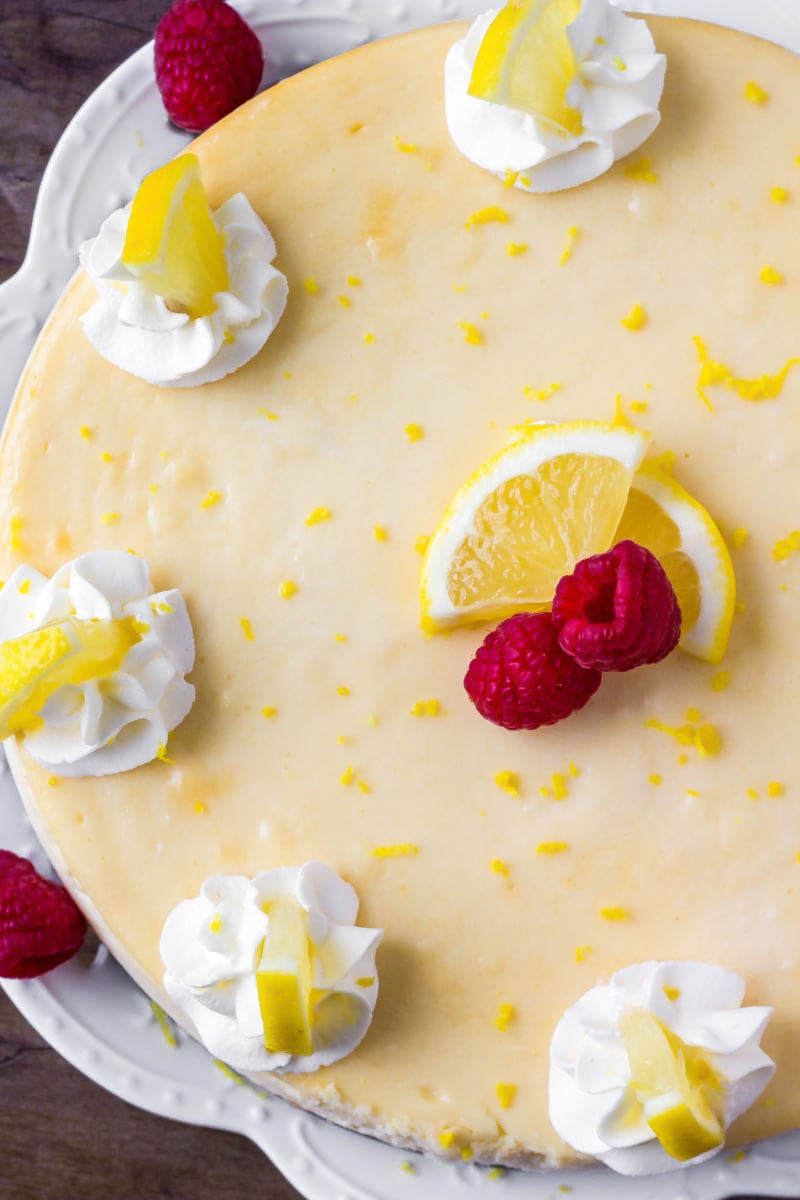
[0,1,787,1197]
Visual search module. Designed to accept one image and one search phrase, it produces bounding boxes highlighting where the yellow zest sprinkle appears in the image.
[149,484,159,494]
[495,1082,517,1110]
[696,723,721,757]
[262,706,277,718]
[100,451,114,464]
[686,788,699,797]
[491,858,510,877]
[156,741,175,765]
[303,276,320,294]
[727,1149,747,1164]
[130,617,150,637]
[334,633,347,643]
[394,135,419,154]
[568,762,580,777]
[460,1147,474,1162]
[625,156,658,183]
[653,449,676,473]
[730,527,749,549]
[17,579,30,595]
[47,776,58,787]
[772,531,800,562]
[415,534,430,556]
[663,985,681,1002]
[279,580,298,599]
[374,524,388,543]
[620,303,647,331]
[648,774,662,786]
[613,394,633,427]
[357,976,375,988]
[459,321,482,345]
[209,912,223,934]
[630,400,649,414]
[612,55,627,71]
[100,511,119,526]
[194,801,207,815]
[686,706,703,723]
[405,423,424,442]
[150,1001,178,1048]
[488,1167,506,1181]
[494,770,519,797]
[410,699,442,717]
[575,945,592,963]
[747,787,759,800]
[9,515,24,553]
[338,294,352,308]
[347,275,362,287]
[239,617,255,642]
[400,1161,416,1175]
[744,80,769,104]
[465,206,509,230]
[506,241,528,256]
[200,490,222,509]
[520,175,531,187]
[503,168,519,188]
[771,186,789,204]
[341,765,355,786]
[768,781,785,798]
[537,842,568,855]
[357,780,371,794]
[494,1003,515,1031]
[79,425,93,441]
[306,507,331,526]
[337,735,349,745]
[368,713,379,727]
[257,408,279,421]
[525,382,562,402]
[693,335,800,406]
[551,773,568,800]
[760,264,783,286]
[373,844,419,858]
[559,225,580,265]
[600,906,628,921]
[337,685,351,697]
[151,600,173,615]
[438,1131,454,1150]
[736,600,747,613]
[363,332,375,344]
[222,330,236,346]
[711,671,730,692]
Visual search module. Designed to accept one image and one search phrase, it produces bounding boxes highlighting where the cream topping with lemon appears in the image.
[445,0,665,193]
[550,962,774,1174]
[0,552,194,776]
[160,862,382,1073]
[80,154,288,387]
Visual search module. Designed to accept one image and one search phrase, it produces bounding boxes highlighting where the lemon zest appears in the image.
[465,206,509,230]
[306,507,331,526]
[494,770,520,797]
[693,335,800,407]
[373,844,419,858]
[625,156,658,183]
[495,1082,517,1109]
[537,842,567,855]
[494,1003,515,1031]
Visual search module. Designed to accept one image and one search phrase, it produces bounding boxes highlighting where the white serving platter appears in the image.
[2,2,800,1197]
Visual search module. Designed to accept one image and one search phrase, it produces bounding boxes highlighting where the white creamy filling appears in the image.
[160,861,383,1074]
[445,0,666,193]
[0,552,195,777]
[549,960,774,1175]
[79,193,288,387]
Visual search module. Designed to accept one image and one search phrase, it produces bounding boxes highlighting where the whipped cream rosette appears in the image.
[0,551,195,776]
[446,0,666,193]
[550,961,774,1175]
[161,861,383,1074]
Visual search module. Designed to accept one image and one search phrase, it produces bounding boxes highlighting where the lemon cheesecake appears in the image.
[2,8,800,1173]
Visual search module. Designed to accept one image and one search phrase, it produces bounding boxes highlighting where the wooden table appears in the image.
[0,2,789,1197]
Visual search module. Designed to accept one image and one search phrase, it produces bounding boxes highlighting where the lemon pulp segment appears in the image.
[122,154,229,320]
[0,617,139,739]
[621,1008,724,1162]
[468,0,583,134]
[256,897,314,1057]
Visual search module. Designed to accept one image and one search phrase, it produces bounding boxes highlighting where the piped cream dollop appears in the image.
[79,194,288,387]
[160,862,383,1074]
[549,961,774,1175]
[0,552,195,776]
[445,0,666,194]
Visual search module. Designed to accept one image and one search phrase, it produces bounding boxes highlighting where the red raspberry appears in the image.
[0,851,87,979]
[553,540,682,672]
[464,612,602,730]
[155,0,265,134]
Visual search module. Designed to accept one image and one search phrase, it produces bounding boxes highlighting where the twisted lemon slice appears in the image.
[421,422,650,632]
[122,154,229,320]
[468,0,583,134]
[256,897,314,1057]
[0,617,139,739]
[621,1008,725,1163]
[616,462,735,663]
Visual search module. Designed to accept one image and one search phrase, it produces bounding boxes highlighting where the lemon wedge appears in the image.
[256,897,314,1057]
[614,461,736,663]
[122,154,229,320]
[621,1008,724,1163]
[0,617,139,739]
[421,421,650,632]
[468,0,583,135]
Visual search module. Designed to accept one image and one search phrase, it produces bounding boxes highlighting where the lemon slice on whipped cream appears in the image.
[0,617,139,740]
[122,153,229,320]
[256,897,314,1057]
[420,421,650,632]
[468,0,584,134]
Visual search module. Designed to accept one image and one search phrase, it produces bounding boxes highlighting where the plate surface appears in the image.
[2,2,800,1197]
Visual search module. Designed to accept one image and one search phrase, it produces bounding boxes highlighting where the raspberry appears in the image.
[464,613,602,730]
[0,850,87,979]
[155,0,265,134]
[553,540,682,672]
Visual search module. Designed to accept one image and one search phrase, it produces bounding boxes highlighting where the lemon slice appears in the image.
[122,154,229,320]
[256,897,314,1057]
[0,617,139,740]
[420,421,650,632]
[468,0,584,135]
[614,461,736,663]
[621,1008,724,1163]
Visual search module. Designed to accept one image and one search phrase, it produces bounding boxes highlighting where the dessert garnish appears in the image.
[549,961,774,1175]
[154,0,264,134]
[160,862,382,1072]
[79,154,288,388]
[0,552,195,776]
[445,0,665,193]
[0,850,87,979]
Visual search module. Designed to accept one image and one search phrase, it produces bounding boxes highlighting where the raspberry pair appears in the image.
[465,541,682,730]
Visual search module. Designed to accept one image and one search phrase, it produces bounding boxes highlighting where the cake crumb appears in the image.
[494,770,520,797]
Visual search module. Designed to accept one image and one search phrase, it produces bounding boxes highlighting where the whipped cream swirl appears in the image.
[161,862,383,1074]
[0,552,195,777]
[550,961,774,1175]
[445,0,666,194]
[79,193,288,387]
